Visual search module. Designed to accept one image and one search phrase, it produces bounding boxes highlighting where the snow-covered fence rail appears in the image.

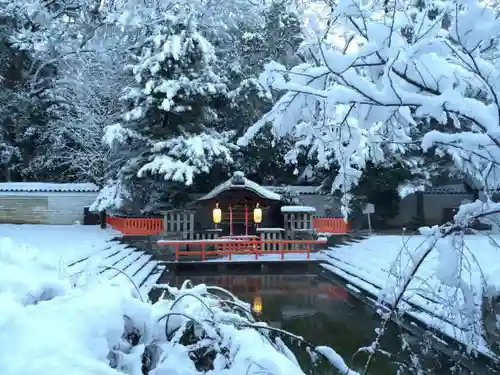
[282,206,316,231]
[258,228,285,250]
[106,216,164,235]
[312,218,349,234]
[163,210,195,234]
[187,230,221,240]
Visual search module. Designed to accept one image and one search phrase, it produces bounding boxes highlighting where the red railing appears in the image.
[106,216,349,236]
[157,239,327,262]
[106,216,164,235]
[312,217,349,234]
[217,236,260,252]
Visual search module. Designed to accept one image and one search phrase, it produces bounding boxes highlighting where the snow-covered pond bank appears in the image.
[316,234,500,366]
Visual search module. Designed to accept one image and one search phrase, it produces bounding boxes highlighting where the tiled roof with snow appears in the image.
[280,205,317,213]
[425,184,468,194]
[264,185,326,195]
[0,182,100,193]
[198,172,281,201]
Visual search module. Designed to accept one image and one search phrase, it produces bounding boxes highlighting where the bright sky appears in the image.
[298,0,360,52]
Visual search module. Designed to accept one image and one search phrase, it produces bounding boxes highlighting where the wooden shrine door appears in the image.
[223,202,256,236]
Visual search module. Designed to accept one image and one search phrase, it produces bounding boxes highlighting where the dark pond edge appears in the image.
[160,259,321,273]
[318,264,498,374]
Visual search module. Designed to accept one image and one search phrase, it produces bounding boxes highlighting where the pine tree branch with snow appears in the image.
[137,131,236,185]
[122,12,227,125]
[98,10,237,211]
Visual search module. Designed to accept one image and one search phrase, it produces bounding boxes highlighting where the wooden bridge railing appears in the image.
[106,216,163,235]
[157,239,327,262]
[312,217,349,234]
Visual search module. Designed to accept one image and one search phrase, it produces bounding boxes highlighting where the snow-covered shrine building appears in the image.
[161,172,322,244]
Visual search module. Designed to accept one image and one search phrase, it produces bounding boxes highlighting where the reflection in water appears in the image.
[252,296,262,314]
[155,272,474,375]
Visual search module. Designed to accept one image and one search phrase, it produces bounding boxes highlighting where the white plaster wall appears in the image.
[0,191,98,224]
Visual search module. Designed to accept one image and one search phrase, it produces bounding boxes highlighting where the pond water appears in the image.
[152,268,480,375]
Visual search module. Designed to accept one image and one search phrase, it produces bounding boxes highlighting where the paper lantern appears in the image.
[253,203,262,224]
[252,296,263,314]
[212,203,222,224]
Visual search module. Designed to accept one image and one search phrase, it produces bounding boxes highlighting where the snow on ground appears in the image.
[0,224,166,297]
[0,237,316,375]
[0,224,121,264]
[316,234,500,359]
[0,234,138,375]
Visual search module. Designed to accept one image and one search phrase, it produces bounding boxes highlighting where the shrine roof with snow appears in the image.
[197,171,281,202]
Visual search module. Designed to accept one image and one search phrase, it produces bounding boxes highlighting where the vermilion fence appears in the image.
[157,239,328,262]
[312,217,349,234]
[106,216,349,236]
[106,216,163,235]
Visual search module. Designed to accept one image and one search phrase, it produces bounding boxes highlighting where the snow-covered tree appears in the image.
[238,0,500,366]
[210,0,307,189]
[0,3,59,181]
[240,0,500,216]
[0,0,306,190]
[37,51,126,184]
[233,123,296,184]
[0,0,131,182]
[98,11,235,213]
[224,0,304,134]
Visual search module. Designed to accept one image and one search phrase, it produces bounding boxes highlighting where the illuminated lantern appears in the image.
[252,296,263,314]
[253,203,262,224]
[212,203,222,224]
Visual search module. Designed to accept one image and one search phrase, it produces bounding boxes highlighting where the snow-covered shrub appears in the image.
[481,286,500,356]
[109,280,359,375]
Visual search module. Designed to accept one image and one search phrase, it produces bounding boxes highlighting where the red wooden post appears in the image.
[229,242,232,261]
[175,244,179,262]
[280,242,284,260]
[245,203,248,236]
[229,204,233,236]
[201,243,206,261]
[255,240,259,260]
[306,243,310,260]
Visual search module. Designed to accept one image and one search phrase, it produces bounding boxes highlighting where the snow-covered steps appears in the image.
[138,263,166,295]
[67,240,165,295]
[323,233,370,249]
[99,250,145,279]
[68,245,122,274]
